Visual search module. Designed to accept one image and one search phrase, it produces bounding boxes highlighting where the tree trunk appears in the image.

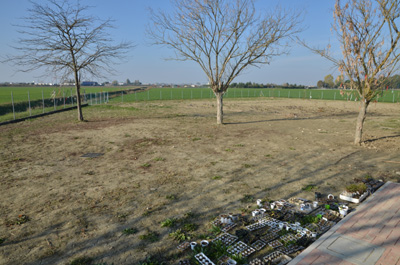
[354,99,369,145]
[216,91,224,125]
[74,70,84,121]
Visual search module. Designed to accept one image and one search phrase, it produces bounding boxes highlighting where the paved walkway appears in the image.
[289,181,400,265]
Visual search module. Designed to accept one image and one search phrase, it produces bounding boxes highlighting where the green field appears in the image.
[108,87,400,103]
[0,86,139,104]
[1,86,399,123]
[1,86,399,105]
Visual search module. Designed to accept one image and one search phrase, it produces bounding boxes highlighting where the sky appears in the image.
[0,0,340,86]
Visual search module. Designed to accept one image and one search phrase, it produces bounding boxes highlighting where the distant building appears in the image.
[81,81,99,86]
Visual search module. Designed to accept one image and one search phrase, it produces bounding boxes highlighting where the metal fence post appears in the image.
[28,91,32,116]
[42,90,45,113]
[11,92,15,120]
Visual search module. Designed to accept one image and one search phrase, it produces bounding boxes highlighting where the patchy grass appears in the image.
[183,223,198,232]
[161,218,176,228]
[166,194,178,200]
[169,229,188,242]
[69,256,94,265]
[139,231,159,243]
[240,194,255,203]
[5,215,30,226]
[302,184,317,192]
[122,228,138,235]
[140,163,151,168]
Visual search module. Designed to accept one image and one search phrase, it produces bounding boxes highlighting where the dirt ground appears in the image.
[0,97,399,264]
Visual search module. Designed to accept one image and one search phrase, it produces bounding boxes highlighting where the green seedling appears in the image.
[139,231,159,242]
[122,228,138,235]
[240,194,254,203]
[302,184,316,191]
[183,223,198,232]
[70,256,94,265]
[166,194,177,200]
[169,229,187,242]
[161,218,176,227]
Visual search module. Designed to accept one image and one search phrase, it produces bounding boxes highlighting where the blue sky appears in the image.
[0,0,339,86]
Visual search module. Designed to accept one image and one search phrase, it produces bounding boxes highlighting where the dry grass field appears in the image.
[0,98,399,264]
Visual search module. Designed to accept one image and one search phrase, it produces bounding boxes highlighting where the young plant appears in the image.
[346,183,367,194]
[302,184,316,191]
[139,231,159,243]
[209,225,222,236]
[169,229,187,242]
[69,257,94,265]
[165,194,177,200]
[161,218,176,227]
[240,194,254,203]
[122,228,138,235]
[183,223,198,232]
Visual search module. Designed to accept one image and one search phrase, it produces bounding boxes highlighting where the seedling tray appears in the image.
[260,232,279,243]
[249,258,266,265]
[251,239,267,251]
[195,253,215,265]
[212,233,238,246]
[268,239,283,248]
[340,191,368,203]
[227,241,255,257]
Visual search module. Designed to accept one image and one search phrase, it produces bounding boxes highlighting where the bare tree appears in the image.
[4,0,132,121]
[302,0,400,145]
[147,0,302,124]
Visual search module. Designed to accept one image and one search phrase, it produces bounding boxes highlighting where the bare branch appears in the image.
[147,0,302,92]
[3,0,134,121]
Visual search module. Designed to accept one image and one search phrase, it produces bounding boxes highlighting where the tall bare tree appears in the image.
[302,0,400,145]
[5,0,132,121]
[147,0,302,124]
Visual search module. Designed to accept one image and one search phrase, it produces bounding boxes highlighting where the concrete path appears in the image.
[289,181,400,265]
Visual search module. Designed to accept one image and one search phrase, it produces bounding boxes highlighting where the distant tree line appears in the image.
[317,74,400,89]
[229,82,305,89]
